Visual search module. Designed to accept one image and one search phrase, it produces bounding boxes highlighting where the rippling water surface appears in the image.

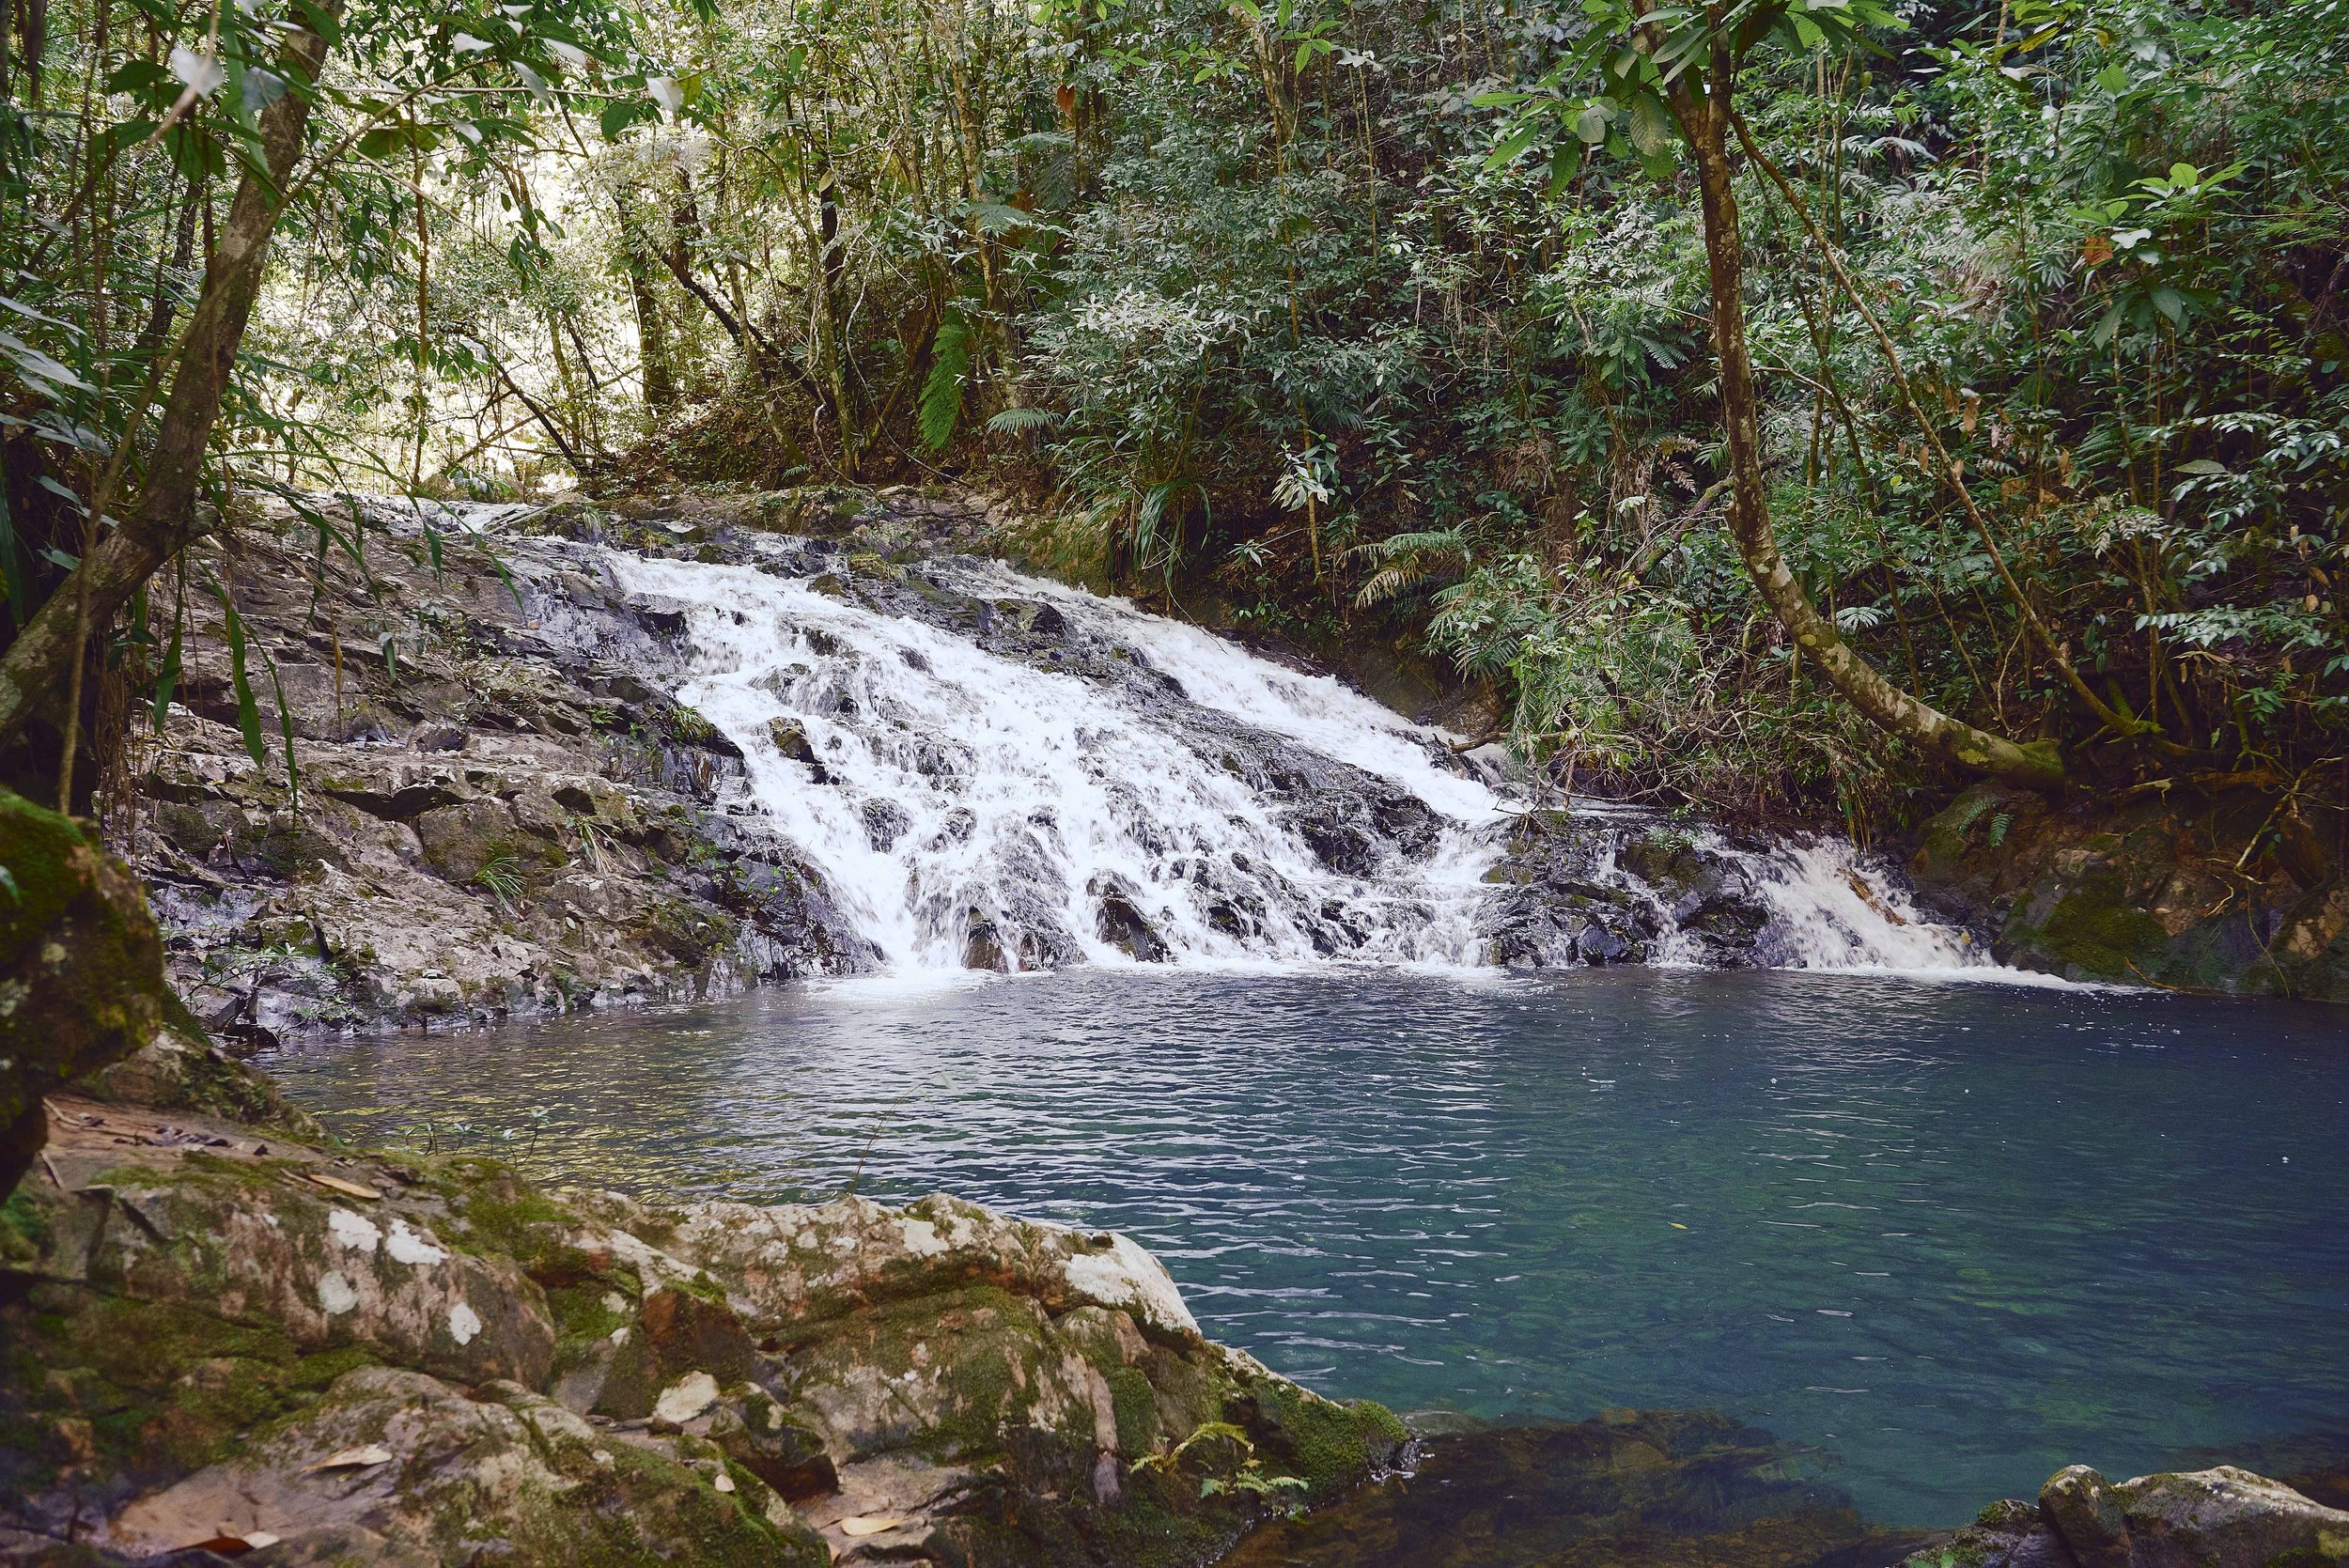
[264,970,2349,1525]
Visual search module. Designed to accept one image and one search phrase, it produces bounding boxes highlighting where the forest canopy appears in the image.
[2,0,2345,832]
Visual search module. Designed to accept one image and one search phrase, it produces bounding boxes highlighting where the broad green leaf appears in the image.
[1627,91,1674,156]
[1483,121,1540,171]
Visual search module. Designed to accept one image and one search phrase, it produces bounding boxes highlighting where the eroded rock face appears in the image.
[133,500,879,1043]
[0,788,167,1191]
[0,1085,1398,1567]
[1909,783,2349,999]
[1909,1464,2349,1568]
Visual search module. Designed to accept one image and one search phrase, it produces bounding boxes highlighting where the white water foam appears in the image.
[612,552,1495,970]
[610,549,2021,980]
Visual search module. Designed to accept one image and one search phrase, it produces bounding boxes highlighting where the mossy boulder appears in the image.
[1909,783,2349,998]
[96,1367,825,1566]
[1221,1407,1930,1568]
[410,797,552,886]
[72,1014,320,1137]
[545,1188,1400,1563]
[0,788,167,1190]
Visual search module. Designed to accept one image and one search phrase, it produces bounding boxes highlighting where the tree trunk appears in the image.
[1665,69,2061,789]
[0,7,336,749]
[616,198,677,419]
[131,174,201,368]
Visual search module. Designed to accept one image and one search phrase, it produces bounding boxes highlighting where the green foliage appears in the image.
[9,0,2346,827]
[474,854,526,913]
[919,319,972,452]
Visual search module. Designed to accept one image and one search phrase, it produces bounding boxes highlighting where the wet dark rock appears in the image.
[630,601,690,637]
[766,719,829,783]
[1577,923,1632,962]
[964,908,1008,970]
[1294,815,1380,877]
[860,797,910,852]
[1092,876,1171,962]
[1479,812,1770,969]
[1219,1408,1933,1568]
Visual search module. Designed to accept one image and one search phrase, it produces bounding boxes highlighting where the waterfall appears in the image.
[606,546,2002,978]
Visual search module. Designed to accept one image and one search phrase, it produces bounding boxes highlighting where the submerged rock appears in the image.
[1909,1463,2349,1568]
[0,1077,1400,1567]
[1218,1407,1931,1568]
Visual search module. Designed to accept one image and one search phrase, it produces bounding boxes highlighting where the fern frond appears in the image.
[918,320,971,451]
[986,406,1059,435]
[1354,563,1428,608]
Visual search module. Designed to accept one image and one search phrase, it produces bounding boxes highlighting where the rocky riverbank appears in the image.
[1,1038,1404,1566]
[118,479,2341,1031]
[7,785,2347,1567]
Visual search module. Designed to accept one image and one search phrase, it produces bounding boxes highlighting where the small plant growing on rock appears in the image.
[1132,1420,1310,1511]
[474,855,526,914]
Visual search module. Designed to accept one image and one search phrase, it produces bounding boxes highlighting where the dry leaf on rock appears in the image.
[303,1444,395,1472]
[303,1172,381,1200]
[839,1515,909,1538]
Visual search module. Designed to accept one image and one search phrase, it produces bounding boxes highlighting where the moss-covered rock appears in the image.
[71,1014,320,1137]
[95,1367,826,1566]
[0,788,167,1190]
[1221,1406,1930,1568]
[1909,783,2349,999]
[1,1083,1393,1566]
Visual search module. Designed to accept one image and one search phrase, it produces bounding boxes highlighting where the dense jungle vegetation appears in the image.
[1,0,2344,836]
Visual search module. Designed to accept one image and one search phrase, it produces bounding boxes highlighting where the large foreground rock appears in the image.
[0,788,166,1193]
[0,1073,1398,1567]
[1912,1463,2349,1568]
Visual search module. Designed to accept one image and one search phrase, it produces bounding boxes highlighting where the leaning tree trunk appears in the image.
[1662,63,2062,789]
[0,8,336,751]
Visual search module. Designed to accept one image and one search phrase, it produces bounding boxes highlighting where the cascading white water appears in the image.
[1709,830,1988,970]
[613,552,1496,970]
[609,548,2005,977]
